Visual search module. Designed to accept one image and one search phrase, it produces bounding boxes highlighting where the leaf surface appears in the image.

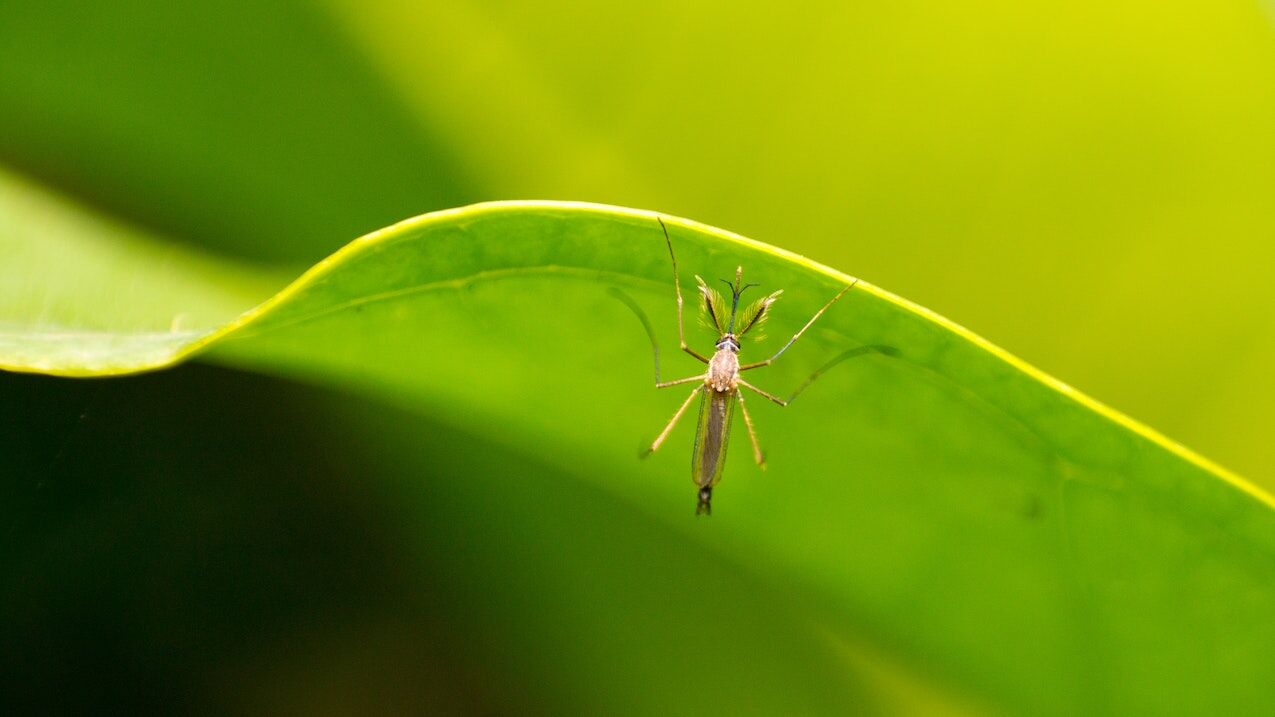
[3,193,1273,714]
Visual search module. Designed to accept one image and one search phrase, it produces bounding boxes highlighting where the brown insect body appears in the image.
[631,217,874,516]
[693,339,742,514]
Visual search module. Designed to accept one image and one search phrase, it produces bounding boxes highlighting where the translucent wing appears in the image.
[691,388,737,489]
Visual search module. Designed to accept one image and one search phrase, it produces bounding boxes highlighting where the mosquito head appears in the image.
[715,334,740,353]
[696,487,713,516]
[718,266,760,335]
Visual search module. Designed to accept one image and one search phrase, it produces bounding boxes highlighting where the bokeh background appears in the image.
[2,1,1273,713]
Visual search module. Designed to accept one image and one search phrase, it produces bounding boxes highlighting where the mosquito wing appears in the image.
[692,388,737,490]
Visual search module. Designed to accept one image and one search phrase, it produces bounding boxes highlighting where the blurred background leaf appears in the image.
[2,1,1274,714]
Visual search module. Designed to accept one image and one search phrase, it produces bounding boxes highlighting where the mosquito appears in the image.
[617,217,895,515]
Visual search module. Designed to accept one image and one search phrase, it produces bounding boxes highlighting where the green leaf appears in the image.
[3,181,1273,714]
[326,0,1275,481]
[0,169,285,373]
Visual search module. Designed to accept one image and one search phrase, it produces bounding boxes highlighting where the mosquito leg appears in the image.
[657,374,707,389]
[735,389,766,469]
[610,287,705,388]
[737,379,788,407]
[781,344,897,402]
[642,385,704,458]
[741,344,898,406]
[658,217,710,364]
[739,279,859,371]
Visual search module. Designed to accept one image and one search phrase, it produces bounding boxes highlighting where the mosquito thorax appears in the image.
[707,338,741,393]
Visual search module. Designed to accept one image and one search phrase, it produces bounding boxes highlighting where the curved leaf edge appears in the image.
[5,199,1271,511]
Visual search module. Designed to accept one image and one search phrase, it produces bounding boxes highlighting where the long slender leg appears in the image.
[642,385,704,458]
[738,379,788,407]
[739,279,859,371]
[735,389,766,469]
[658,217,710,364]
[779,344,897,402]
[739,344,898,407]
[609,287,707,389]
[657,374,707,389]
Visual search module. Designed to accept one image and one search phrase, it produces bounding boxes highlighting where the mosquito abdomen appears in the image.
[691,388,736,500]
